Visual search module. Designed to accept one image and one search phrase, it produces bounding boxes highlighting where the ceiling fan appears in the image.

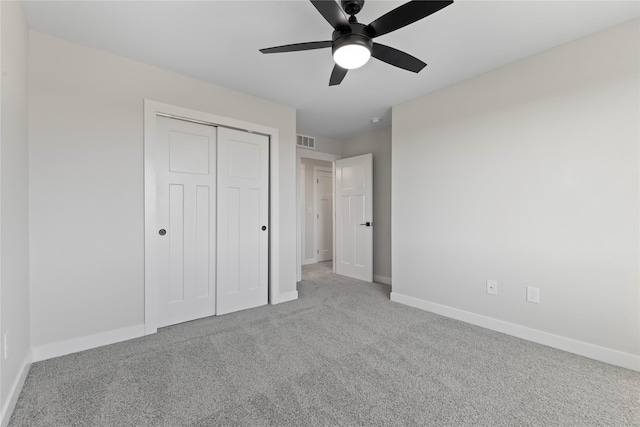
[260,0,453,86]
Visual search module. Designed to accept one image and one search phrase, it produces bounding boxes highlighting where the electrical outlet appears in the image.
[527,286,540,303]
[486,280,498,295]
[3,332,8,360]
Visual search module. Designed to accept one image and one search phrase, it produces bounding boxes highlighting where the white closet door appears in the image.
[156,116,217,327]
[217,127,269,315]
[335,153,373,282]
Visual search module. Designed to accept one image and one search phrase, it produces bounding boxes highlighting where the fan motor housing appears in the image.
[341,0,364,16]
[332,29,373,56]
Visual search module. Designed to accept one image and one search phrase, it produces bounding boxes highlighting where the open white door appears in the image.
[335,153,373,282]
[156,116,217,327]
[217,127,269,315]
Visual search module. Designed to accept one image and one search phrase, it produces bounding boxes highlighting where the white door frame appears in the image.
[296,149,340,282]
[144,100,281,335]
[300,163,307,266]
[313,166,333,263]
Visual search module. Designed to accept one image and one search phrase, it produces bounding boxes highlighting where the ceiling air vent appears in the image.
[296,134,316,149]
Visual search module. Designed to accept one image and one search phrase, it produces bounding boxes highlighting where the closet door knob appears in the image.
[261,226,267,231]
[159,229,167,236]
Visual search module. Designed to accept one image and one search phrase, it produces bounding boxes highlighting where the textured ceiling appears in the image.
[22,0,640,139]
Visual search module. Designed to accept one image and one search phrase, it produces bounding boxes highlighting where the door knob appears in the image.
[261,225,267,231]
[159,229,166,236]
[359,222,372,227]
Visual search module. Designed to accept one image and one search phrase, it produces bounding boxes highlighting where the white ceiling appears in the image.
[21,0,639,140]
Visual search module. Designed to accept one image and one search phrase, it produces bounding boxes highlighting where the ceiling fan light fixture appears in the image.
[332,33,372,70]
[260,0,454,86]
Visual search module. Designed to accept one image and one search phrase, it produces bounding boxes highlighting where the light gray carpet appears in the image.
[9,262,640,426]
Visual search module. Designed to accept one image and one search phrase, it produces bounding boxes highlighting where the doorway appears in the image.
[300,157,332,267]
[296,149,374,284]
[296,149,340,282]
[314,167,333,262]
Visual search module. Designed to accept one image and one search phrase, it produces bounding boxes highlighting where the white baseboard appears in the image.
[390,292,640,372]
[374,275,392,285]
[273,290,298,304]
[302,258,316,266]
[1,350,32,427]
[31,324,145,363]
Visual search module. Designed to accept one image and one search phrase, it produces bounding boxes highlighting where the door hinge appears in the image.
[317,214,319,219]
[317,249,319,254]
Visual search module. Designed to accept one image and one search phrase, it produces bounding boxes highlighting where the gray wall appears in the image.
[342,127,392,282]
[28,31,297,349]
[310,135,342,156]
[392,20,639,362]
[0,1,31,415]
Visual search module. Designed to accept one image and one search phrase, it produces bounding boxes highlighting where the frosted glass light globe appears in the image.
[333,43,371,69]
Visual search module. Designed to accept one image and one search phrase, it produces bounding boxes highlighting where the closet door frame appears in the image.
[143,100,281,335]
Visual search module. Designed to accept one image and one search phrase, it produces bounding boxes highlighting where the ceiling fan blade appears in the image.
[329,64,348,86]
[364,1,453,39]
[260,41,332,54]
[372,43,426,73]
[311,0,350,31]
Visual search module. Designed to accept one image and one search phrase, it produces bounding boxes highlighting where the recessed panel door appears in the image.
[156,116,217,327]
[316,169,333,262]
[335,153,373,282]
[217,128,269,315]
